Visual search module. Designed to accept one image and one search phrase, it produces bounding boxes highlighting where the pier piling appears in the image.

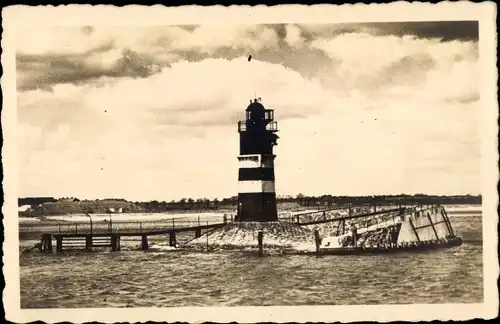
[111,234,120,251]
[206,221,209,250]
[169,232,177,247]
[314,230,321,253]
[41,234,52,252]
[141,235,149,250]
[258,231,263,257]
[56,236,63,253]
[195,228,201,238]
[85,235,92,251]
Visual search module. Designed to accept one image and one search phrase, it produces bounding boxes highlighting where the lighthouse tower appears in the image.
[237,98,279,222]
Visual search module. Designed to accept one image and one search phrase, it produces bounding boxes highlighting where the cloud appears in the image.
[284,24,305,48]
[19,57,330,132]
[311,32,478,100]
[16,47,166,91]
[16,25,282,90]
[364,21,479,42]
[16,22,479,92]
[16,22,481,200]
[298,21,479,42]
[171,24,280,54]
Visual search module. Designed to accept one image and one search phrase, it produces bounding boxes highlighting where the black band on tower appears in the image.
[238,168,275,181]
[237,192,278,222]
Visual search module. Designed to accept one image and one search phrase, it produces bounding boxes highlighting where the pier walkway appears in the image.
[35,204,417,253]
[39,219,228,253]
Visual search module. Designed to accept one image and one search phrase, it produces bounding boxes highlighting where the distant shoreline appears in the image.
[19,203,481,220]
[18,195,482,217]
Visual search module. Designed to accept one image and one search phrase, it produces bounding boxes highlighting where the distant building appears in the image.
[18,205,31,212]
[59,197,78,202]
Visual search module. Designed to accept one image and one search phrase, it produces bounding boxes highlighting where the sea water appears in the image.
[19,213,482,308]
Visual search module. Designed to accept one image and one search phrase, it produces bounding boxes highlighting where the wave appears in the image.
[462,239,483,246]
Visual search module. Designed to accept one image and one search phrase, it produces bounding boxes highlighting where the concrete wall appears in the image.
[397,207,452,244]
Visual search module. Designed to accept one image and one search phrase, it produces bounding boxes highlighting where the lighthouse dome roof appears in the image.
[246,101,265,112]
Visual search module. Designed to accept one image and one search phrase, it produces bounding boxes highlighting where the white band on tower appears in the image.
[238,180,276,193]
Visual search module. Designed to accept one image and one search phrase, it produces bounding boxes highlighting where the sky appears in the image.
[16,21,480,201]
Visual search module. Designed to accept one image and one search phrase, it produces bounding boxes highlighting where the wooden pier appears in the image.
[34,206,394,253]
[35,204,451,254]
[39,222,225,253]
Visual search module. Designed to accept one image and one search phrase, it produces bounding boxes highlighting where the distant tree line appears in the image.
[277,193,482,207]
[134,196,238,212]
[18,197,59,206]
[134,193,481,210]
[18,194,481,216]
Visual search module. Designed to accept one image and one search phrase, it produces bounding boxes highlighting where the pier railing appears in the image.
[19,214,236,238]
[294,204,450,238]
[26,204,456,254]
[20,204,438,239]
[278,203,412,225]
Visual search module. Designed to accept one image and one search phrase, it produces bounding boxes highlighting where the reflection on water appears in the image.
[20,215,483,308]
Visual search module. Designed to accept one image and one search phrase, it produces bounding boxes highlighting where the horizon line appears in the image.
[18,193,483,201]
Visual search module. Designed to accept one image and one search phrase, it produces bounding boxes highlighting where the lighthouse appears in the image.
[237,98,279,222]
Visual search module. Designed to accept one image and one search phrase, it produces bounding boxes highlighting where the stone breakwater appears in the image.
[182,207,456,253]
[321,222,402,249]
[319,206,455,249]
[184,221,317,252]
